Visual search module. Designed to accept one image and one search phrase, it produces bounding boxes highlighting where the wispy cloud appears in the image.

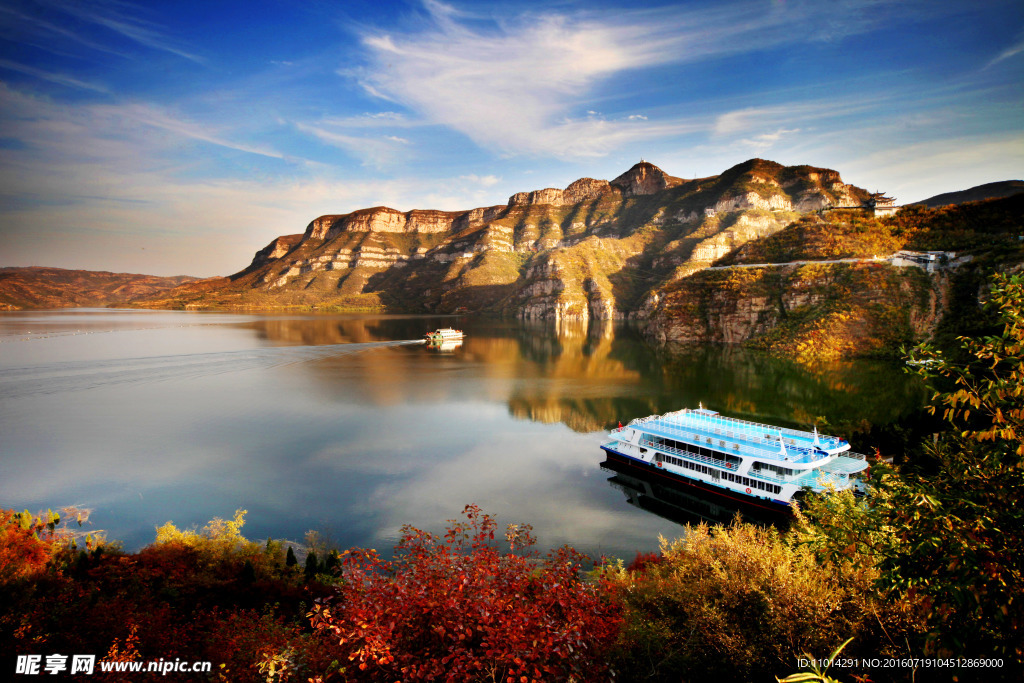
[98,103,286,159]
[295,121,413,169]
[0,4,131,59]
[0,58,110,93]
[350,1,927,157]
[13,0,203,63]
[739,128,802,150]
[986,30,1024,67]
[0,82,519,275]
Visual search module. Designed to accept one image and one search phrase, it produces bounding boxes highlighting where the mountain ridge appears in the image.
[144,158,870,318]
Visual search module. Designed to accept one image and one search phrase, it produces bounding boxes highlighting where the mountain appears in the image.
[0,267,198,311]
[132,159,1024,361]
[141,158,871,317]
[912,180,1024,208]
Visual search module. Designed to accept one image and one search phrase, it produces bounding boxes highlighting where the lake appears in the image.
[0,309,926,559]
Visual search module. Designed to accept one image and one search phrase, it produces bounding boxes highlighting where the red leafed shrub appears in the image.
[309,504,622,682]
[625,551,664,574]
[0,510,58,583]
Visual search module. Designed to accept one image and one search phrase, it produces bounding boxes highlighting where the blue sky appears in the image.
[1,0,1022,276]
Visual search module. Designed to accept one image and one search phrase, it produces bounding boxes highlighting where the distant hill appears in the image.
[912,180,1024,208]
[0,267,198,310]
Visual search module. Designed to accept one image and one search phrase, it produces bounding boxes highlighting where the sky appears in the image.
[0,0,1022,277]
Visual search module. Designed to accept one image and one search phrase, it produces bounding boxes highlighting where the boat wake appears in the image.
[0,339,426,399]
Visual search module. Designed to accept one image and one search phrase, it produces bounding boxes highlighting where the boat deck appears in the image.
[621,408,853,465]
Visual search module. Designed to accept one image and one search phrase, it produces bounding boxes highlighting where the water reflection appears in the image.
[601,459,790,529]
[246,315,927,449]
[0,310,924,558]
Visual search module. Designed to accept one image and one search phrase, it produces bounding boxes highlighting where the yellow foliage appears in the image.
[154,509,257,560]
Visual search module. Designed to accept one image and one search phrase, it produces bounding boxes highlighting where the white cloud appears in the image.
[351,1,926,158]
[295,122,414,169]
[0,83,527,275]
[986,34,1024,68]
[740,128,802,150]
[459,174,501,187]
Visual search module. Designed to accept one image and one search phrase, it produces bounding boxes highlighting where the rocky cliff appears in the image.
[146,158,872,320]
[134,159,1024,360]
[642,194,1024,359]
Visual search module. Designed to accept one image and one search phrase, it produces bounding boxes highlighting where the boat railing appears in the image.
[634,420,828,465]
[660,409,848,452]
[792,470,849,490]
[639,438,739,470]
[749,468,850,490]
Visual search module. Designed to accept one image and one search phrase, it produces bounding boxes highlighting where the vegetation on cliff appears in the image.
[648,261,934,362]
[721,193,1024,265]
[645,194,1024,361]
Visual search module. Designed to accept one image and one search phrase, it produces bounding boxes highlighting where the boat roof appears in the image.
[624,407,851,465]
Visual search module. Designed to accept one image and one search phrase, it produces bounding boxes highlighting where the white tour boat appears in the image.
[424,328,465,344]
[601,405,868,510]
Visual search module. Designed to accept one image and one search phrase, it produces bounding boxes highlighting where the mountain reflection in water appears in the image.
[0,310,923,558]
[246,314,926,445]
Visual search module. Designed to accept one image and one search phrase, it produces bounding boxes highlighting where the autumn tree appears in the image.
[798,272,1024,664]
[308,504,621,682]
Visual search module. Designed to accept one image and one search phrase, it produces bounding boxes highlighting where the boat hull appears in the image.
[601,445,794,515]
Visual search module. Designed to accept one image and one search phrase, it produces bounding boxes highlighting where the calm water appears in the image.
[0,310,925,558]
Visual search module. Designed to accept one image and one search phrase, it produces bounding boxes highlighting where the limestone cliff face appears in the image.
[152,158,891,336]
[304,207,484,240]
[507,177,611,207]
[643,262,943,362]
[245,234,303,272]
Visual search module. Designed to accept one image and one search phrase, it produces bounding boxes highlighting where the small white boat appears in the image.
[424,328,465,344]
